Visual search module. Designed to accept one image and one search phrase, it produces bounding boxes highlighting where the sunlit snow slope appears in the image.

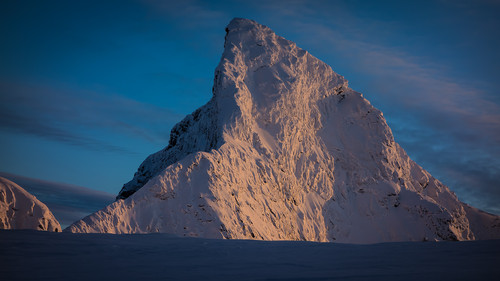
[0,177,61,231]
[67,18,500,243]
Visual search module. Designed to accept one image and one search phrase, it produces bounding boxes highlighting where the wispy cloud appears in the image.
[142,0,228,29]
[332,34,500,145]
[389,115,500,214]
[0,107,133,154]
[0,80,182,154]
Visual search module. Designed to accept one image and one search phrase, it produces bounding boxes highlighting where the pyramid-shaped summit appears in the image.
[67,18,500,243]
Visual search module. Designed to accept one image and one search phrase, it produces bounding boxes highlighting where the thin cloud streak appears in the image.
[390,116,500,215]
[0,80,183,154]
[0,109,131,154]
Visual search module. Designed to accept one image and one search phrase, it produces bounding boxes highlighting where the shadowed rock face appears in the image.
[68,18,500,243]
[0,177,61,232]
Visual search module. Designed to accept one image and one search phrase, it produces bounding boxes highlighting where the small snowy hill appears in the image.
[0,177,61,231]
[67,18,500,243]
[0,172,114,229]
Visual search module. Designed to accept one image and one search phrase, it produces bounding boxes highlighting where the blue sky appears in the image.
[0,0,499,215]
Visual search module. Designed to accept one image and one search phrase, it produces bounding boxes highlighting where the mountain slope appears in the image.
[67,18,500,243]
[0,177,61,231]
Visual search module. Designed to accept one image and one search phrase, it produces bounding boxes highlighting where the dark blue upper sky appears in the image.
[1,0,499,214]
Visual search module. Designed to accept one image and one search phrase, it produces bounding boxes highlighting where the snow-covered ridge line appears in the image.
[117,100,220,199]
[68,18,500,243]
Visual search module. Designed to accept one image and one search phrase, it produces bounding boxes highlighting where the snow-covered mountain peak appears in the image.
[218,17,347,101]
[224,18,278,51]
[213,16,349,147]
[225,18,270,34]
[70,18,500,243]
[116,17,347,200]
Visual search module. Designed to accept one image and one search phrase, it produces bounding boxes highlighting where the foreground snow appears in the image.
[0,230,498,281]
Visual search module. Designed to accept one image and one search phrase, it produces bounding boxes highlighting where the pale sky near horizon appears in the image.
[1,0,499,215]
